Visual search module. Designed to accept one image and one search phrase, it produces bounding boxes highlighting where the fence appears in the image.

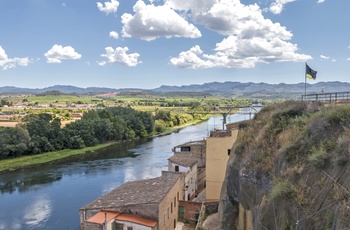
[302,91,350,104]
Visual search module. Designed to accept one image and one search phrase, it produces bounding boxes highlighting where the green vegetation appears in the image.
[232,101,350,229]
[0,143,111,172]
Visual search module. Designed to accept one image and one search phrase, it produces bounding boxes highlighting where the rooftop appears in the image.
[173,140,206,148]
[81,171,182,211]
[116,213,157,227]
[86,210,119,224]
[168,153,198,168]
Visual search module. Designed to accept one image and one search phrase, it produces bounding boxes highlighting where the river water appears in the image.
[0,114,251,230]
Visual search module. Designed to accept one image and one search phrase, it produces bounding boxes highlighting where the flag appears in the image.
[305,63,317,80]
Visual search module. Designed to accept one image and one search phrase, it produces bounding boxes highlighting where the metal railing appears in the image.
[302,91,350,104]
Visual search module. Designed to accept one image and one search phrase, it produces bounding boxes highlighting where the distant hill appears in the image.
[0,81,349,99]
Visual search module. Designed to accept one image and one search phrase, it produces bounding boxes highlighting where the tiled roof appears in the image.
[81,171,182,210]
[168,153,198,167]
[116,213,157,227]
[86,210,120,224]
[173,140,206,148]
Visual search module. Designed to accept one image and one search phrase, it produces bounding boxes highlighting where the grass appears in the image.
[0,143,112,173]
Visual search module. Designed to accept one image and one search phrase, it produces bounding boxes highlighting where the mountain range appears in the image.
[0,81,349,99]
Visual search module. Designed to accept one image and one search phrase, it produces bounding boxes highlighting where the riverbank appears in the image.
[0,143,114,173]
[0,115,213,173]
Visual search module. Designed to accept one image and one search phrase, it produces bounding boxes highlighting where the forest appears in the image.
[0,107,155,159]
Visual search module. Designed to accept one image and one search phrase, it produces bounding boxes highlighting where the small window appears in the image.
[175,165,179,172]
[174,197,176,207]
[181,146,191,152]
[127,227,133,230]
[178,206,185,219]
[171,202,173,213]
[228,149,231,156]
[116,223,123,230]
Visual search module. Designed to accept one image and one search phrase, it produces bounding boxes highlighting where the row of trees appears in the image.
[0,107,154,159]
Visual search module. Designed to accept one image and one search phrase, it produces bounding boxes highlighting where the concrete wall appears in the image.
[206,129,239,201]
[158,174,185,230]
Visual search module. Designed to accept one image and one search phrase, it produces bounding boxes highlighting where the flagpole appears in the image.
[304,62,307,96]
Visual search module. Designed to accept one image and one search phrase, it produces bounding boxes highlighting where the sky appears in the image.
[0,0,349,89]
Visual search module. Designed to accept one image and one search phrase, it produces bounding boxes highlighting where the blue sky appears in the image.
[0,0,349,89]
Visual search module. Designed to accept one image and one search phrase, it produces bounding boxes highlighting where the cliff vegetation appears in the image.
[220,101,350,229]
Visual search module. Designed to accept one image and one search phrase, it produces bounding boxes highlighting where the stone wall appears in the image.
[178,201,202,224]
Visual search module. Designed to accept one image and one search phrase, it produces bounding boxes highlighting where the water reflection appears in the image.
[23,195,52,229]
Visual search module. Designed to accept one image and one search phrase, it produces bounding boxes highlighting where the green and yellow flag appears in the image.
[305,63,317,80]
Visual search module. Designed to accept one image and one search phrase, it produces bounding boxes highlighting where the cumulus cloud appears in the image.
[170,36,311,69]
[99,47,141,67]
[44,45,81,63]
[269,0,296,14]
[0,46,30,70]
[109,31,119,40]
[121,0,201,41]
[168,0,311,69]
[97,0,119,15]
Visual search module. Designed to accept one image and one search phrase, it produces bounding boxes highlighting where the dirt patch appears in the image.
[0,121,19,127]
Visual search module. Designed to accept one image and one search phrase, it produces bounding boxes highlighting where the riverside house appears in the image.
[171,140,206,192]
[80,171,185,230]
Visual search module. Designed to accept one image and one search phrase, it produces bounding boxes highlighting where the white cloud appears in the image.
[317,0,325,3]
[320,55,336,62]
[109,31,119,40]
[169,45,213,69]
[97,0,119,15]
[168,0,311,69]
[99,46,141,67]
[62,3,66,7]
[166,0,292,39]
[269,0,296,14]
[171,36,311,69]
[44,45,82,63]
[0,46,30,70]
[121,0,201,41]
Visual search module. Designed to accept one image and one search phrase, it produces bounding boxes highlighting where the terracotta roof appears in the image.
[168,153,198,167]
[81,171,182,210]
[86,210,120,224]
[116,213,157,227]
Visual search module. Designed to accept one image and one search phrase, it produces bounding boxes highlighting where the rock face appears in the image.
[219,101,350,230]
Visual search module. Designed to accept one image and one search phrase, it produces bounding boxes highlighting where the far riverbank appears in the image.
[0,115,212,174]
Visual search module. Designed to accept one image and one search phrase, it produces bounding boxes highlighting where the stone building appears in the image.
[168,153,198,201]
[80,171,185,230]
[172,140,206,192]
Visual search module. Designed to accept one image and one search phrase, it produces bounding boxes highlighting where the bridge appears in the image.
[302,91,350,104]
[186,104,263,130]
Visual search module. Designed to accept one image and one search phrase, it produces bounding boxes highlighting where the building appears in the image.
[205,122,240,201]
[168,153,198,201]
[172,140,206,192]
[80,171,185,230]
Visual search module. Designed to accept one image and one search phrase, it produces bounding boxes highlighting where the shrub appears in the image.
[271,182,294,200]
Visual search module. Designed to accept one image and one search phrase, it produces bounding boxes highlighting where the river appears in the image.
[0,113,251,230]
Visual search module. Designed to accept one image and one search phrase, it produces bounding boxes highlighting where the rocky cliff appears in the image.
[219,101,350,229]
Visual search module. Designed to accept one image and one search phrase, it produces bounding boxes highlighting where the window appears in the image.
[171,202,173,213]
[181,146,191,152]
[174,197,176,207]
[127,227,133,230]
[116,223,123,230]
[178,206,185,219]
[228,149,231,156]
[167,207,170,219]
[175,165,179,172]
